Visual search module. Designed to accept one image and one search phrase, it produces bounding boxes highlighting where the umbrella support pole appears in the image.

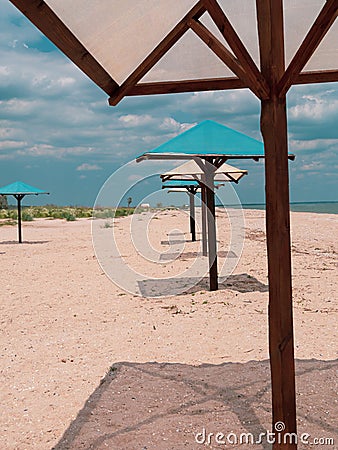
[188,189,196,242]
[200,183,207,256]
[261,97,297,449]
[257,1,297,446]
[14,194,25,244]
[205,171,218,291]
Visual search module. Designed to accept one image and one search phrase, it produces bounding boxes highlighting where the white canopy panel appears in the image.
[10,0,337,101]
[42,0,337,85]
[161,160,247,182]
[45,0,198,84]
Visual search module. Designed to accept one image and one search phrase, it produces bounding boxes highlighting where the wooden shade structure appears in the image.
[161,158,248,289]
[0,181,49,243]
[138,121,293,291]
[9,1,338,447]
[162,178,226,248]
[164,181,200,243]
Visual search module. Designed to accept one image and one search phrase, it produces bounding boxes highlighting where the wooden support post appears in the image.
[205,169,218,291]
[188,189,196,242]
[200,180,208,257]
[256,1,297,448]
[15,194,24,244]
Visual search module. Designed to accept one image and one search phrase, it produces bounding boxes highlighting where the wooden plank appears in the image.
[129,77,246,96]
[188,190,196,242]
[14,194,24,244]
[188,20,248,83]
[295,69,338,85]
[9,0,118,96]
[188,19,265,100]
[256,1,297,448]
[204,166,218,291]
[203,0,270,99]
[109,2,206,105]
[129,70,338,99]
[200,180,208,257]
[278,0,338,96]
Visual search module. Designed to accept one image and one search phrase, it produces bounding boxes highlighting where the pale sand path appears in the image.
[0,210,337,449]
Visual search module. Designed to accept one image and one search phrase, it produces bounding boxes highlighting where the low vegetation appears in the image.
[0,205,136,224]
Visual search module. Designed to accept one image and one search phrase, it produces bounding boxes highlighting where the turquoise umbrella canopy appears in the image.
[0,181,49,243]
[137,120,295,161]
[0,181,49,195]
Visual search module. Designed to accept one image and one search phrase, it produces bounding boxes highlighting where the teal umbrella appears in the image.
[162,179,226,245]
[0,181,49,243]
[137,119,295,162]
[138,120,294,290]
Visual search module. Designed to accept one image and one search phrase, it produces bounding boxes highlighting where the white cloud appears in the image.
[290,138,338,151]
[289,95,338,120]
[0,65,10,76]
[0,139,26,149]
[14,144,96,158]
[118,114,154,127]
[76,163,102,171]
[127,174,143,182]
[300,162,325,171]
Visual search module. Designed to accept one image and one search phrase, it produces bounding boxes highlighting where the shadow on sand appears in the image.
[138,273,269,297]
[0,240,50,245]
[159,250,236,260]
[53,359,337,449]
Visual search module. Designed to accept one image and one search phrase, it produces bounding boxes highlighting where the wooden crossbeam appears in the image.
[10,0,118,96]
[129,77,246,96]
[108,2,206,106]
[203,0,270,99]
[295,69,338,85]
[278,0,338,96]
[128,69,338,99]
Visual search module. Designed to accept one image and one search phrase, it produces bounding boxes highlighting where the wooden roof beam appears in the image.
[203,0,270,99]
[128,77,246,96]
[295,69,338,85]
[10,0,118,96]
[108,1,206,106]
[127,69,338,98]
[278,0,338,97]
[189,19,265,99]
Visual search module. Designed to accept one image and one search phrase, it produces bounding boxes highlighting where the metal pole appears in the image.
[188,189,196,242]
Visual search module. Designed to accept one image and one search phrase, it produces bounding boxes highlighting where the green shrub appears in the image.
[64,212,76,221]
[0,209,9,219]
[8,210,18,220]
[93,208,115,219]
[22,211,34,221]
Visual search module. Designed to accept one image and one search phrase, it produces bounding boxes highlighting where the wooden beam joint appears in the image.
[277,0,338,96]
[109,1,206,105]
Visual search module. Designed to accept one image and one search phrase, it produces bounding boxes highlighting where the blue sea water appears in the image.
[241,202,338,214]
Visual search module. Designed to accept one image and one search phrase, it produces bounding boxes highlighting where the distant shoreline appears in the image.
[239,201,338,214]
[4,201,338,215]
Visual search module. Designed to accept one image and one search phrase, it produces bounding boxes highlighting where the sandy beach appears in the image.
[1,209,337,449]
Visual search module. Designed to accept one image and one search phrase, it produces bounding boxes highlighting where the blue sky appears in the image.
[0,1,337,207]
